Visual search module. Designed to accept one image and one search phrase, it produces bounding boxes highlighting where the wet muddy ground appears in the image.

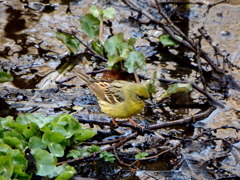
[0,0,240,179]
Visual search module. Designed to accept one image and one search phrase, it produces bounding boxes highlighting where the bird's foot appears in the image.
[128,118,150,134]
[110,118,119,129]
[128,118,142,128]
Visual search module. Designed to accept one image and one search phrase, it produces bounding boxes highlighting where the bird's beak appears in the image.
[145,99,152,104]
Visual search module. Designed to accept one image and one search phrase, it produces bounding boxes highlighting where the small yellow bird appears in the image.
[74,71,150,127]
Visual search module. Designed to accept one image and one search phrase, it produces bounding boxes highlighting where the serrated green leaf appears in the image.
[67,149,89,158]
[124,51,146,73]
[87,145,100,153]
[103,7,116,19]
[89,5,100,17]
[56,31,80,54]
[55,165,76,180]
[80,14,100,38]
[29,136,47,153]
[159,34,178,47]
[135,152,149,160]
[100,151,115,163]
[0,69,13,83]
[74,128,96,142]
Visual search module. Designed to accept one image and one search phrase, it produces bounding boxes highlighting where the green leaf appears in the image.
[48,143,64,157]
[160,83,193,99]
[103,7,116,19]
[56,31,80,54]
[0,116,15,130]
[3,136,24,150]
[1,115,40,140]
[33,149,57,177]
[0,143,12,154]
[80,14,100,38]
[11,149,28,170]
[50,114,83,138]
[104,33,135,69]
[124,51,146,73]
[29,136,47,153]
[74,128,96,142]
[0,69,13,83]
[135,152,149,160]
[89,5,100,17]
[42,130,66,157]
[55,164,76,180]
[87,145,100,153]
[100,151,115,163]
[42,130,66,146]
[159,34,178,47]
[12,164,31,180]
[16,113,55,129]
[3,131,26,150]
[145,71,158,95]
[0,154,13,179]
[15,122,40,140]
[91,39,105,56]
[107,55,124,68]
[67,149,89,158]
[104,33,134,57]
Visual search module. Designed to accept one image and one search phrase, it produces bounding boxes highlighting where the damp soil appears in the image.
[0,0,240,179]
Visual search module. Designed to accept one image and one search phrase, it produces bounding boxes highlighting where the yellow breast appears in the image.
[98,99,145,118]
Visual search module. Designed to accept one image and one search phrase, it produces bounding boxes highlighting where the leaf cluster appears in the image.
[0,114,96,179]
[56,6,147,74]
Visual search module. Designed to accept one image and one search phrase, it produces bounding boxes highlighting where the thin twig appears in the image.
[57,131,139,165]
[199,27,240,70]
[155,77,225,108]
[113,147,134,167]
[141,145,178,160]
[149,107,215,130]
[154,0,195,47]
[57,29,108,62]
[75,107,215,130]
[122,0,224,74]
[195,36,207,90]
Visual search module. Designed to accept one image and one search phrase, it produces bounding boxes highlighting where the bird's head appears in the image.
[133,84,150,101]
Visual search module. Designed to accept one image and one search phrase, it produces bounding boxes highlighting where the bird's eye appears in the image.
[137,95,144,100]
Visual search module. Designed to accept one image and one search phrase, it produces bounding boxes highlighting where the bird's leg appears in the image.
[127,118,142,128]
[111,118,119,127]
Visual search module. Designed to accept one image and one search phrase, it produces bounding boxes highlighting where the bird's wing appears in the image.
[89,81,125,104]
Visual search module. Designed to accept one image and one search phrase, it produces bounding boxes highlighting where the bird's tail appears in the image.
[74,70,92,83]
